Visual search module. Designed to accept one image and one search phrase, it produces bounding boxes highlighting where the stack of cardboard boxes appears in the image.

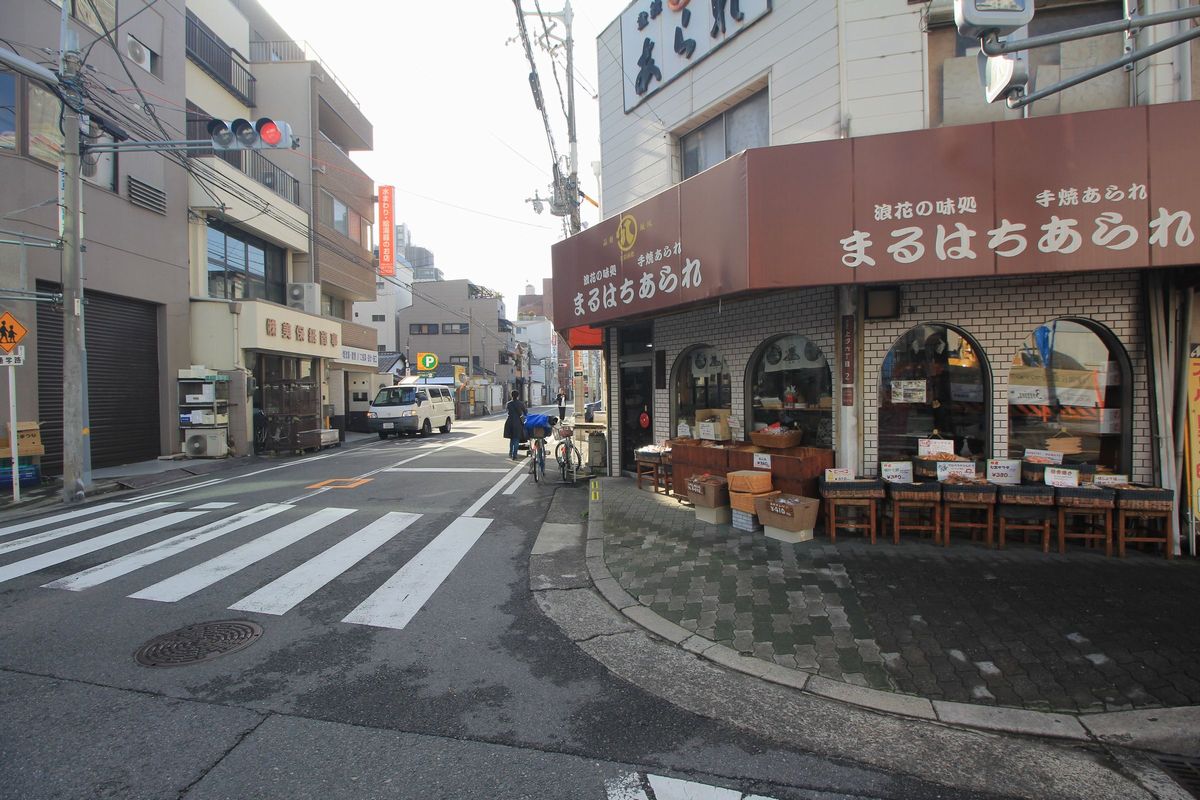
[686,466,821,542]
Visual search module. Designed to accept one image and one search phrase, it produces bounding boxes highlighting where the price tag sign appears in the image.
[727,417,743,441]
[880,461,913,483]
[1024,448,1064,464]
[677,422,692,438]
[1092,474,1129,487]
[752,452,772,470]
[986,459,1021,485]
[918,439,955,457]
[697,421,718,441]
[937,461,977,481]
[1044,466,1080,487]
[824,468,853,482]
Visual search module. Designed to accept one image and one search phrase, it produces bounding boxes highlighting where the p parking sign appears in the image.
[416,352,439,372]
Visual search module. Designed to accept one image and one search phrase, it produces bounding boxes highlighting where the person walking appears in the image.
[504,390,528,460]
[556,390,566,422]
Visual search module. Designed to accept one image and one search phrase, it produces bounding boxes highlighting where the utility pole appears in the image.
[563,0,580,237]
[60,48,89,503]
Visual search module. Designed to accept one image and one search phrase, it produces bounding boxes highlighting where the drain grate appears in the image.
[1153,755,1200,798]
[134,620,263,667]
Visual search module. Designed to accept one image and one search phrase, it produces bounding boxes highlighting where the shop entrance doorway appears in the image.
[620,364,653,473]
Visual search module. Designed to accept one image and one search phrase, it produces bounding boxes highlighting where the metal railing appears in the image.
[185,12,256,107]
[249,39,361,109]
[186,118,301,205]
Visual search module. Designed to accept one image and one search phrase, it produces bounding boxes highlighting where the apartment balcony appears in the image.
[185,11,256,107]
[187,152,308,254]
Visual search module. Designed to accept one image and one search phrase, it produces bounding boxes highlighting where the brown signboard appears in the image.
[553,103,1200,335]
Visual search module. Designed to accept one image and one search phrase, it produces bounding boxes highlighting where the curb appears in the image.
[585,477,1200,756]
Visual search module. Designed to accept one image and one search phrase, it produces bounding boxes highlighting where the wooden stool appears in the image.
[1057,507,1113,556]
[890,499,941,545]
[1118,509,1173,559]
[825,498,877,544]
[997,506,1051,552]
[635,460,657,491]
[943,502,994,548]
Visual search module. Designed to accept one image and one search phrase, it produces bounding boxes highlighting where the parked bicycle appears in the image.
[524,413,554,483]
[554,424,581,485]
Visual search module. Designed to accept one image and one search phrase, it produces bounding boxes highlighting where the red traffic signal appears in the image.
[206,118,295,151]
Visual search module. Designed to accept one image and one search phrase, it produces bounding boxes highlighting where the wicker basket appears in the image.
[749,429,804,449]
[819,477,885,499]
[887,481,941,501]
[997,484,1055,506]
[1056,486,1115,509]
[941,482,997,504]
[634,448,662,463]
[1115,486,1173,512]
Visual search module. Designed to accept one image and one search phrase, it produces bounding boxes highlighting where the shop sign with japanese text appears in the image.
[620,0,770,112]
[378,185,395,277]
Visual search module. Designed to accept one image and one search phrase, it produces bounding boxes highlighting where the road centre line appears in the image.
[381,468,511,473]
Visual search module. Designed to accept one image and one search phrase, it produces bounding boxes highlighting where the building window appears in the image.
[50,0,117,34]
[878,324,989,461]
[673,345,732,435]
[371,314,386,322]
[748,335,833,447]
[681,89,768,180]
[498,351,512,365]
[206,222,286,303]
[1007,319,1130,473]
[0,72,15,151]
[449,356,469,366]
[319,190,351,237]
[360,217,373,252]
[410,323,438,335]
[27,83,63,164]
[442,322,469,335]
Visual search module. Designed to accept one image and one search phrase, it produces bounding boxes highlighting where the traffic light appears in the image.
[206,118,295,151]
[954,0,1035,39]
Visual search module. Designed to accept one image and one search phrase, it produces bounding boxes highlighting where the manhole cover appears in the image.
[1153,755,1200,798]
[134,620,263,667]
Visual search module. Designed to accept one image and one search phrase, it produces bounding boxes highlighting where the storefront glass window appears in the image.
[748,335,833,447]
[878,325,989,461]
[1007,319,1127,471]
[673,345,732,436]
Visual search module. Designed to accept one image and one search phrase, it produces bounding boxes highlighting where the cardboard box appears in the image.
[695,409,732,441]
[731,489,780,514]
[695,504,732,525]
[755,493,819,532]
[0,421,44,458]
[686,474,729,508]
[731,509,762,532]
[727,469,773,494]
[765,525,814,544]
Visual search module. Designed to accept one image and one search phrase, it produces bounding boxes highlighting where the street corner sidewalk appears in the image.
[587,476,1200,757]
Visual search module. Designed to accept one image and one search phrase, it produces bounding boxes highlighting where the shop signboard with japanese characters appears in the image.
[620,0,771,112]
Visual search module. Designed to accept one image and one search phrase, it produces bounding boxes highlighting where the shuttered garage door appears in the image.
[37,282,161,473]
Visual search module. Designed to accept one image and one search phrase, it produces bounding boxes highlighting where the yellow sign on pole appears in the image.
[0,312,27,354]
[416,352,439,372]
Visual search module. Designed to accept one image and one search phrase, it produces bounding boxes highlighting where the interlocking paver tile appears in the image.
[602,480,1200,713]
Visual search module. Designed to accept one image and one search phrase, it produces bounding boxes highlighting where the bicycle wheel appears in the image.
[530,442,540,482]
[555,440,581,484]
[536,445,546,483]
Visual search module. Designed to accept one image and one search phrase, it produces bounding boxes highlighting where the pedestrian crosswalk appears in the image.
[0,500,491,631]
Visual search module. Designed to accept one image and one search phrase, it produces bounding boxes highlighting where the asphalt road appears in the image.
[0,410,1126,799]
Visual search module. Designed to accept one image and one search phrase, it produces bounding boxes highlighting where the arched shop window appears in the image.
[748,335,833,447]
[878,324,990,462]
[673,345,732,437]
[1007,318,1130,472]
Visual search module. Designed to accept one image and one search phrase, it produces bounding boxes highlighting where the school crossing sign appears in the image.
[0,312,27,355]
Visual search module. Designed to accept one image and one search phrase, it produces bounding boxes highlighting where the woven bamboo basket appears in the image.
[997,484,1055,506]
[887,482,941,501]
[1115,486,1173,512]
[1056,486,1115,509]
[941,482,997,504]
[749,429,804,449]
[819,477,885,499]
[634,448,663,464]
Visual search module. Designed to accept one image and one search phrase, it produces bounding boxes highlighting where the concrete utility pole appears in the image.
[60,48,89,503]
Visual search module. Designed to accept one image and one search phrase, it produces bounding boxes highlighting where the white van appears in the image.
[367,385,455,439]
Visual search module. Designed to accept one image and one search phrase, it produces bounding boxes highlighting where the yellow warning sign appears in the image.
[0,312,27,354]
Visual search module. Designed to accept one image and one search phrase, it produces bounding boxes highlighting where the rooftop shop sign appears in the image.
[552,103,1200,336]
[620,0,771,112]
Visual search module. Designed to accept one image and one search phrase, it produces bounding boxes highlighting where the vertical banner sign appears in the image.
[378,185,395,277]
[1187,344,1200,533]
[840,314,855,407]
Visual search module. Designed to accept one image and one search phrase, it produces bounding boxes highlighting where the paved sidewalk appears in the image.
[600,479,1200,716]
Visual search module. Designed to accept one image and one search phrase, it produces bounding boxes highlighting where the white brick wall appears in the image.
[861,270,1151,484]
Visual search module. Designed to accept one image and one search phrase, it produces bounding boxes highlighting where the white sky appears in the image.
[256,0,632,317]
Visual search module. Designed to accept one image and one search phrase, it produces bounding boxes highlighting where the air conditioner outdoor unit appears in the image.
[185,430,228,458]
[126,35,152,73]
[287,282,320,314]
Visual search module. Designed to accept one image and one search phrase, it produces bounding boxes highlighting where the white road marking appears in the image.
[381,468,511,473]
[191,502,237,510]
[43,504,292,592]
[463,462,528,517]
[0,511,208,586]
[502,474,529,495]
[341,516,492,630]
[0,502,130,539]
[128,480,225,502]
[230,511,421,616]
[0,503,179,556]
[129,507,355,603]
[647,775,743,800]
